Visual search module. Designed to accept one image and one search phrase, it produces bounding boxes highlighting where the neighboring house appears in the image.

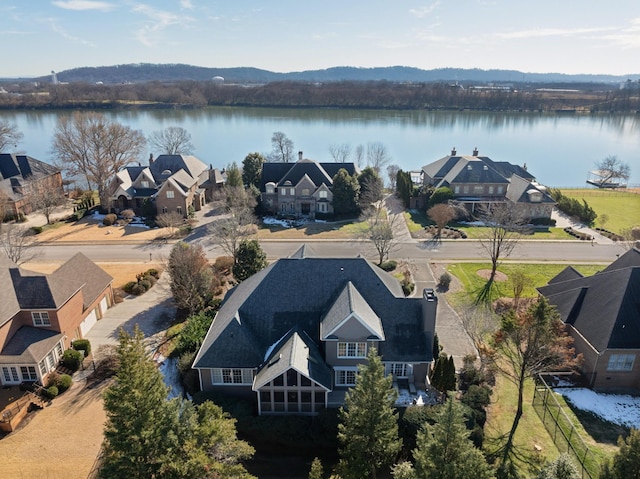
[260,152,357,218]
[0,253,114,387]
[0,153,64,218]
[537,244,640,392]
[192,245,438,415]
[109,154,224,217]
[421,147,555,220]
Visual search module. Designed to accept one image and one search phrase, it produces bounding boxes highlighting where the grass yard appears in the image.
[559,188,640,233]
[254,219,365,239]
[446,262,604,306]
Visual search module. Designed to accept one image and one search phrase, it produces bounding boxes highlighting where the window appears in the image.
[20,366,38,381]
[32,311,50,326]
[497,186,504,194]
[166,190,174,198]
[463,186,470,194]
[488,186,494,194]
[289,203,294,212]
[266,184,275,194]
[141,180,149,188]
[281,204,286,213]
[301,188,310,196]
[473,185,484,194]
[335,368,358,386]
[319,190,328,199]
[176,206,182,215]
[607,354,635,371]
[385,363,413,378]
[318,203,327,213]
[454,186,460,194]
[280,188,285,196]
[2,366,19,383]
[38,360,47,376]
[210,368,252,384]
[337,342,367,358]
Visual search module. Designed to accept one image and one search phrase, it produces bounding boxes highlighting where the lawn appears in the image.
[559,188,640,233]
[254,219,365,239]
[446,262,604,306]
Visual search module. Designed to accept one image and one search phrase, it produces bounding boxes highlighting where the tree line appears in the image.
[1,80,638,112]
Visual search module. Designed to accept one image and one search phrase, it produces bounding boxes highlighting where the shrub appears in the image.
[131,283,147,295]
[146,268,160,279]
[438,272,452,291]
[213,256,234,274]
[44,385,59,399]
[138,279,152,291]
[72,339,91,357]
[71,208,87,221]
[174,311,215,357]
[103,213,117,226]
[56,374,73,393]
[379,260,398,272]
[31,226,44,234]
[62,349,84,371]
[120,209,135,220]
[402,281,415,296]
[123,281,137,294]
[46,371,60,388]
[143,274,157,286]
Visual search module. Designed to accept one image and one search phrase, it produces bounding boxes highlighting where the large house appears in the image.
[109,154,224,217]
[0,154,64,218]
[0,253,114,387]
[192,246,438,415]
[260,153,357,218]
[421,148,555,220]
[538,244,640,392]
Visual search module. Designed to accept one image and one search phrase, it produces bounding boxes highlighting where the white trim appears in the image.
[334,366,358,386]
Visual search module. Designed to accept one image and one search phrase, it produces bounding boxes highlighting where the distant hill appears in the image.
[19,64,638,85]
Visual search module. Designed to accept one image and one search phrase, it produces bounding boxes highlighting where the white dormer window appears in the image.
[319,190,328,199]
[141,181,149,188]
[32,311,50,327]
[166,190,174,199]
[338,342,367,358]
[266,184,275,194]
[301,188,310,196]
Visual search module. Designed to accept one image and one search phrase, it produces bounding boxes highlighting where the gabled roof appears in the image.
[538,267,640,351]
[254,328,332,390]
[193,253,433,370]
[149,154,207,181]
[260,160,357,191]
[0,254,20,326]
[51,253,113,309]
[321,282,384,340]
[0,327,63,364]
[505,175,555,204]
[603,246,640,272]
[11,267,83,310]
[0,154,59,181]
[548,266,585,285]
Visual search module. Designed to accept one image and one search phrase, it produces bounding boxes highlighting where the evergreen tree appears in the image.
[413,395,495,479]
[309,457,324,479]
[433,333,440,359]
[101,326,255,479]
[427,187,454,208]
[332,168,360,216]
[225,161,243,187]
[101,326,172,478]
[395,170,413,208]
[358,166,384,207]
[444,356,457,392]
[601,429,640,479]
[232,239,267,281]
[537,454,580,479]
[338,347,401,479]
[242,152,265,188]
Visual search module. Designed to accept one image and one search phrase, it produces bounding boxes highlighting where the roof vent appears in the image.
[472,147,479,156]
[467,164,472,170]
[483,165,488,170]
[161,169,172,176]
[451,147,457,156]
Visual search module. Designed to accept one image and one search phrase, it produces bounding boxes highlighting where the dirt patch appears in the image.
[429,262,463,294]
[476,269,508,282]
[0,379,107,479]
[32,216,169,243]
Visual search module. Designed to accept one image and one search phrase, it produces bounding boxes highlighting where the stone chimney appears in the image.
[298,151,303,161]
[421,288,438,358]
[472,147,478,156]
[149,153,154,165]
[451,147,457,156]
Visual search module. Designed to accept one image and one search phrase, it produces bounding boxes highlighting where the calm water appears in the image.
[1,107,639,187]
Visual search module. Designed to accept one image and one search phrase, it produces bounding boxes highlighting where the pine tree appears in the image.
[413,395,495,479]
[444,356,457,392]
[601,429,640,479]
[309,457,324,479]
[232,239,267,281]
[537,454,580,479]
[332,168,360,216]
[338,347,401,479]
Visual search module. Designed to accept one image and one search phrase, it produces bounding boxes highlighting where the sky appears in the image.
[1,1,639,78]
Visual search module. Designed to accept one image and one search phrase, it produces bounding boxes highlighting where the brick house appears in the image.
[0,154,64,218]
[260,153,357,218]
[538,244,640,392]
[192,245,438,415]
[109,154,224,217]
[421,148,555,220]
[0,253,114,387]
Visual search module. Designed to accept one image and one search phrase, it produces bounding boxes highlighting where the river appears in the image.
[1,107,638,187]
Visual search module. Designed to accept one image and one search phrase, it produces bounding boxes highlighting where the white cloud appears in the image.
[604,17,640,49]
[44,17,96,46]
[131,3,195,46]
[409,2,441,19]
[52,0,115,12]
[495,27,611,40]
[180,0,193,9]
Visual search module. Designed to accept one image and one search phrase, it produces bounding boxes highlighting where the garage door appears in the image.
[80,309,98,336]
[99,296,109,317]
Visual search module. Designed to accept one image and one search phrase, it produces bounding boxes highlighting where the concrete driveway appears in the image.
[85,272,176,357]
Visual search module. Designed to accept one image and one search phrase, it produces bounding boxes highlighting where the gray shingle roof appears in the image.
[320,282,384,340]
[0,326,63,364]
[193,255,433,370]
[603,246,640,272]
[52,252,113,309]
[538,267,640,351]
[260,160,357,191]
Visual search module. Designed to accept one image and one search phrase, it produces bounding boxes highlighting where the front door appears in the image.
[301,203,310,215]
[1,366,20,385]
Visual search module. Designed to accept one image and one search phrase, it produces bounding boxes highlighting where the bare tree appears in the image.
[148,126,195,155]
[156,211,185,237]
[358,200,398,265]
[27,178,66,224]
[0,226,40,264]
[366,142,391,173]
[208,187,258,261]
[0,120,23,152]
[594,155,631,185]
[386,164,400,190]
[51,112,146,209]
[329,143,353,163]
[269,131,295,163]
[354,144,365,168]
[476,202,529,304]
[427,203,456,238]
